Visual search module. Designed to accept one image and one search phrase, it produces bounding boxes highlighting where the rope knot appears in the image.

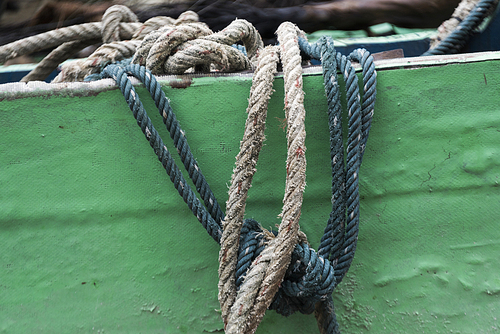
[132,19,263,75]
[235,220,337,317]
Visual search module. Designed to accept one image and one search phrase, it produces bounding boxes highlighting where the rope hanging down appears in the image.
[98,21,376,333]
[6,6,376,331]
[220,22,309,334]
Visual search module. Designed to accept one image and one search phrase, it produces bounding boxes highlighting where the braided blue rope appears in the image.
[299,36,376,283]
[423,0,499,56]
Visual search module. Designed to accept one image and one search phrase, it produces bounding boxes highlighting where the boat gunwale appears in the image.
[1,50,499,101]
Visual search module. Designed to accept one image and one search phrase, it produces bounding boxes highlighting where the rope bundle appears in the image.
[0,5,379,333]
[0,5,261,83]
[97,19,376,333]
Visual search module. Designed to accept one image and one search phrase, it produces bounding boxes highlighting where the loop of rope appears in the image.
[20,4,141,82]
[101,64,224,242]
[101,4,139,44]
[52,39,142,82]
[20,38,101,82]
[222,22,310,334]
[53,6,201,83]
[218,44,280,332]
[132,22,213,73]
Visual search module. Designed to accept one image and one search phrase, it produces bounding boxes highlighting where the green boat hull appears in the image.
[1,52,500,333]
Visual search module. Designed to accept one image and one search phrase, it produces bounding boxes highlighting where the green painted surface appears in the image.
[1,58,500,333]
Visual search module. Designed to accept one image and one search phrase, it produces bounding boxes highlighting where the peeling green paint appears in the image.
[1,54,500,333]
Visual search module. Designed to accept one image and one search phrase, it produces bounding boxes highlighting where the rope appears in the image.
[52,7,200,83]
[218,44,280,330]
[216,22,376,334]
[101,5,139,44]
[132,19,263,75]
[0,21,141,64]
[0,4,141,81]
[52,40,142,82]
[12,6,376,331]
[101,64,224,242]
[423,0,499,55]
[20,39,100,82]
[101,34,377,329]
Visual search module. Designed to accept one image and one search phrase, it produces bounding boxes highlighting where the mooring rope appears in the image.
[218,44,280,332]
[220,22,309,334]
[0,22,141,65]
[1,4,379,331]
[52,8,203,82]
[92,22,377,331]
[101,64,224,242]
[132,18,262,75]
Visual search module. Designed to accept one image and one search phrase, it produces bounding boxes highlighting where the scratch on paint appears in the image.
[450,239,500,250]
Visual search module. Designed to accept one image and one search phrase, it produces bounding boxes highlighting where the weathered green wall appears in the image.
[1,57,500,333]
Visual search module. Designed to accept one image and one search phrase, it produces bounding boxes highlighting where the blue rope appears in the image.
[423,0,499,56]
[101,64,223,242]
[101,39,377,332]
[297,36,376,333]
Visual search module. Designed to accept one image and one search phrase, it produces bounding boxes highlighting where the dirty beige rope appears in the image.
[52,39,142,82]
[218,44,280,330]
[133,19,263,75]
[132,22,213,73]
[101,4,139,44]
[219,22,308,334]
[16,4,140,82]
[52,9,201,82]
[0,22,141,65]
[20,39,100,82]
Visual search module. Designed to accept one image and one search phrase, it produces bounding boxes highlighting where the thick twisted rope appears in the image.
[132,19,262,75]
[0,21,141,65]
[218,45,280,330]
[423,0,499,55]
[52,40,142,82]
[133,22,213,73]
[10,4,140,82]
[20,6,170,82]
[53,8,201,83]
[221,22,309,334]
[244,21,308,329]
[20,39,100,82]
[101,5,139,44]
